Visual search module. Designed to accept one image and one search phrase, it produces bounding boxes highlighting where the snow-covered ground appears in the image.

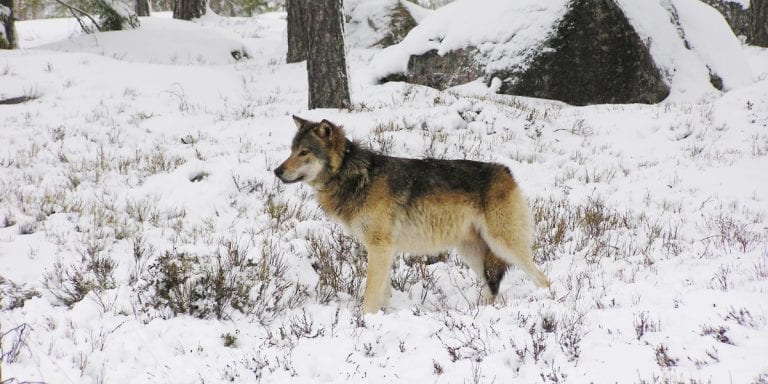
[1,12,767,384]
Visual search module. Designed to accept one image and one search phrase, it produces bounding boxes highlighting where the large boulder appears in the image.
[345,0,429,48]
[501,0,669,105]
[369,0,754,105]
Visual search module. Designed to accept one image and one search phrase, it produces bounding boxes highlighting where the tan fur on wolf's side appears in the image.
[275,116,550,314]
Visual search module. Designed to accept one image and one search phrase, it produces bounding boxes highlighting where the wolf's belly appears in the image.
[391,209,478,253]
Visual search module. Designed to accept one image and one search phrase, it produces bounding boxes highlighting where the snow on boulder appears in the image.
[667,0,754,90]
[618,0,752,97]
[700,0,750,39]
[369,0,754,105]
[37,17,250,65]
[345,0,429,48]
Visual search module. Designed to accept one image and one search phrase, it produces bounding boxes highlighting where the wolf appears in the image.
[275,116,550,314]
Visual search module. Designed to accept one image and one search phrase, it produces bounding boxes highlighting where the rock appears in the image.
[376,1,419,47]
[406,48,482,90]
[345,0,428,48]
[370,0,753,105]
[502,0,669,105]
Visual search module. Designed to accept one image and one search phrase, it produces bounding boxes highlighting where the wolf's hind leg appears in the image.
[457,237,497,303]
[482,182,551,289]
[483,251,510,298]
[481,214,550,288]
[483,231,550,288]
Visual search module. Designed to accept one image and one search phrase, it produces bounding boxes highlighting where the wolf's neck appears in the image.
[315,140,374,220]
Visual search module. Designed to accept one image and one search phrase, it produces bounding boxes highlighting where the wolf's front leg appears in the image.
[361,244,395,314]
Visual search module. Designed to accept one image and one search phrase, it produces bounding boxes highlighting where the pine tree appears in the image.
[286,0,307,63]
[136,0,150,16]
[173,0,205,20]
[304,0,351,109]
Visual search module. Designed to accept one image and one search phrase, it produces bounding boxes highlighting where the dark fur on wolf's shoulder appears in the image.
[325,138,514,220]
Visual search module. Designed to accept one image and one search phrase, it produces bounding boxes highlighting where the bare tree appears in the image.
[286,0,307,63]
[136,0,150,16]
[173,0,205,20]
[0,0,16,49]
[305,0,351,109]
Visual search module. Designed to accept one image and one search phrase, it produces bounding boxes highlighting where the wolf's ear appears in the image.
[292,115,308,130]
[316,119,335,139]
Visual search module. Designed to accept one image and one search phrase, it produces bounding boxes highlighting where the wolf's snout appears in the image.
[274,165,284,180]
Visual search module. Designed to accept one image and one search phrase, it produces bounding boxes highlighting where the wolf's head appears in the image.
[274,116,347,187]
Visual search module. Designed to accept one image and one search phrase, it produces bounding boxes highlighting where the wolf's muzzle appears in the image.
[274,165,284,180]
[274,165,301,183]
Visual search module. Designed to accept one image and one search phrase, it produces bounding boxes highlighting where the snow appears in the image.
[344,0,386,48]
[38,17,251,65]
[14,17,84,48]
[400,0,430,23]
[369,0,755,103]
[109,0,138,20]
[618,0,753,98]
[345,0,430,48]
[745,45,768,80]
[366,0,569,83]
[667,0,753,90]
[345,0,431,49]
[1,9,768,384]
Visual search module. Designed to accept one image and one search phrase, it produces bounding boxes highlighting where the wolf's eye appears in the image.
[298,149,310,157]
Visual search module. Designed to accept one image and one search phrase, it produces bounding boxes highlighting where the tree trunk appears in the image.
[136,0,150,16]
[286,0,308,63]
[750,0,768,46]
[1,0,17,49]
[173,0,205,20]
[306,0,351,109]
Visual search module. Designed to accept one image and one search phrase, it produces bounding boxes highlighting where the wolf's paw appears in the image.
[362,300,382,315]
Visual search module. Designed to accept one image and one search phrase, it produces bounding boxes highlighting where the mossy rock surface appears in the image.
[394,0,670,105]
[375,1,419,47]
[501,0,669,105]
[406,48,482,90]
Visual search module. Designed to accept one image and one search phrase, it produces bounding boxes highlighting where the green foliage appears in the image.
[89,0,139,31]
[221,331,238,347]
[33,0,139,32]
